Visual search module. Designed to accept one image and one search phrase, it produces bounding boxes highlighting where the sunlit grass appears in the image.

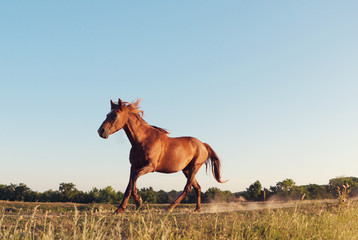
[1,200,358,239]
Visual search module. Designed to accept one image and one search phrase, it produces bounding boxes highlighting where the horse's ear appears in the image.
[110,100,116,109]
[118,98,123,110]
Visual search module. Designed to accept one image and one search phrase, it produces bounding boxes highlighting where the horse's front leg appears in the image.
[131,165,155,209]
[131,181,142,209]
[114,165,154,214]
[114,169,135,214]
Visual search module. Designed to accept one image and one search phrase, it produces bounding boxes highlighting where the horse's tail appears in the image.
[204,143,227,183]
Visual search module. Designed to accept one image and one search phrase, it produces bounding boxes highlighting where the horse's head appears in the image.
[98,98,129,139]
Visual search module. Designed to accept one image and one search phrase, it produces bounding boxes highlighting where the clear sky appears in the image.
[1,1,358,193]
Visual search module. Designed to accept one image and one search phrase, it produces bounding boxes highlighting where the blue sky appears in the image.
[1,1,358,193]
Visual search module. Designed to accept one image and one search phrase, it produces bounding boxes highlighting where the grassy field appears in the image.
[1,199,358,239]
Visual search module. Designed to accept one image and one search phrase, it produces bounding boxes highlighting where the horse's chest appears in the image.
[129,148,146,161]
[129,145,160,167]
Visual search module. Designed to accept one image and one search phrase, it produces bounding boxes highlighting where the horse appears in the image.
[97,98,226,214]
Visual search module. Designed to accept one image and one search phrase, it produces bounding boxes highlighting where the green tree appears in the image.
[167,190,180,203]
[246,180,262,201]
[293,185,309,200]
[116,191,124,203]
[139,187,157,203]
[39,189,60,202]
[59,182,77,202]
[88,187,100,203]
[6,184,16,201]
[183,190,197,203]
[14,183,31,201]
[270,179,296,199]
[305,184,332,200]
[72,190,88,203]
[204,187,221,202]
[0,184,12,200]
[329,177,358,197]
[203,187,233,203]
[98,186,118,203]
[157,190,169,204]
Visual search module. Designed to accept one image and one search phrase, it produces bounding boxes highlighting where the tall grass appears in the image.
[1,200,358,239]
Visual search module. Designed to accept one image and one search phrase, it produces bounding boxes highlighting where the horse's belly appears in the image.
[155,168,179,174]
[155,155,192,173]
[155,136,201,173]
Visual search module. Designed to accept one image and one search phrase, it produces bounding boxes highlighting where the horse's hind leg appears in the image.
[168,167,200,212]
[183,169,201,212]
[167,180,193,212]
[191,178,202,212]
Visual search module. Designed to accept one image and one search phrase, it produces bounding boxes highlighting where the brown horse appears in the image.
[97,98,225,214]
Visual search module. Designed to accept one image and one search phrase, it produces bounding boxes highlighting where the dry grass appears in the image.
[1,199,358,239]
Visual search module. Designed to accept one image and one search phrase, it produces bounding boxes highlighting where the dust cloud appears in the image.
[201,197,337,214]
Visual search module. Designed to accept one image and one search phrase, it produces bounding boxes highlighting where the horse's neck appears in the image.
[123,113,152,146]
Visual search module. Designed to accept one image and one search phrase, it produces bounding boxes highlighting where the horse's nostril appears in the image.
[98,127,109,139]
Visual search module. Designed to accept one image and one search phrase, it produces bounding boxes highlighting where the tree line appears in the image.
[1,177,357,204]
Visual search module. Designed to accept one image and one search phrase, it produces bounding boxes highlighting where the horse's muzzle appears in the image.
[98,127,109,139]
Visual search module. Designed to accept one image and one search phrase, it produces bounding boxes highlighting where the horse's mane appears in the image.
[151,125,170,135]
[119,99,170,135]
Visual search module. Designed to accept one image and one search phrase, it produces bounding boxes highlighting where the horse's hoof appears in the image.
[193,209,201,213]
[135,199,143,209]
[113,207,124,215]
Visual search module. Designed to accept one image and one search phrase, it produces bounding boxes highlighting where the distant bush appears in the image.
[2,177,357,204]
